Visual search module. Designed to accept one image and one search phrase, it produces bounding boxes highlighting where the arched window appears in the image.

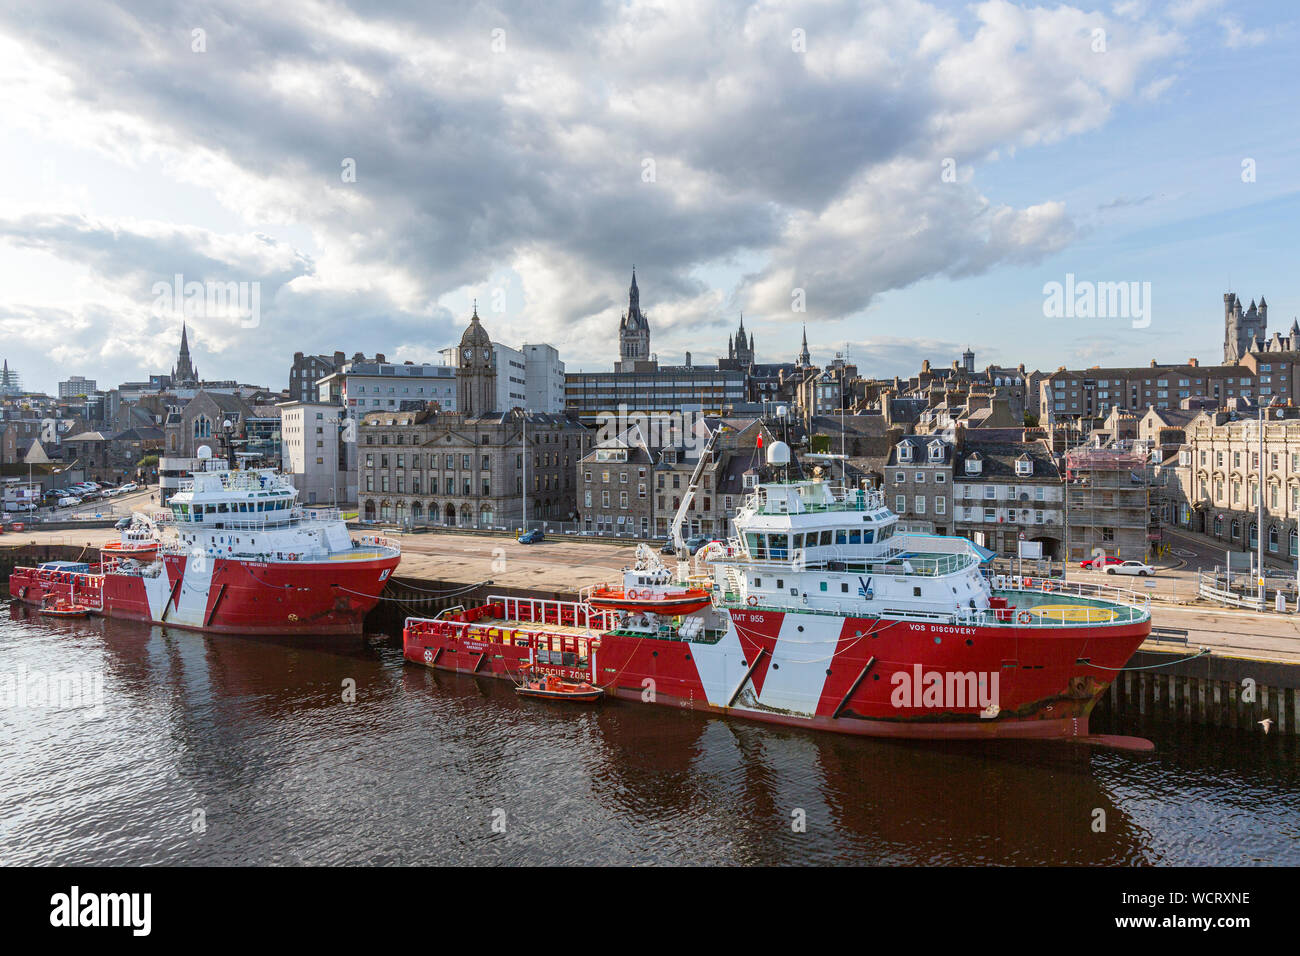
[1231,519,1240,539]
[1249,523,1258,548]
[480,505,494,527]
[363,500,376,520]
[1269,525,1280,553]
[1213,515,1222,536]
[1290,529,1297,558]
[194,416,211,439]
[411,501,423,521]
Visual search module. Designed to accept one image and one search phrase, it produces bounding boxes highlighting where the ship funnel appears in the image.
[766,440,791,466]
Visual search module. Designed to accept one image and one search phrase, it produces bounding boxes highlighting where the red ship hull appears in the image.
[403,598,1150,743]
[9,552,399,635]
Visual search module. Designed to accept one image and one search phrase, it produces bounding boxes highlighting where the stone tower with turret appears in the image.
[456,304,497,417]
[617,270,651,371]
[1224,292,1268,364]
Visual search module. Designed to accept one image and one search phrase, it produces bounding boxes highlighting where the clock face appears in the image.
[462,348,472,362]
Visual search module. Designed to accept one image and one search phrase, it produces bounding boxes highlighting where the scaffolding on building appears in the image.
[1064,445,1152,562]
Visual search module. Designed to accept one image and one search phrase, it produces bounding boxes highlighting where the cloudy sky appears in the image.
[0,0,1295,395]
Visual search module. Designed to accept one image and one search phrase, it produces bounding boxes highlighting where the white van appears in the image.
[58,496,82,508]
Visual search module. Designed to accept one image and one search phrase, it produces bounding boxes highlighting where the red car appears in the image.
[1078,556,1124,569]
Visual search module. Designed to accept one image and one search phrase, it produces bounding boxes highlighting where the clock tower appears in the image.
[456,304,497,417]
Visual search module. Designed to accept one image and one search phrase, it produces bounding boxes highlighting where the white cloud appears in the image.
[0,0,1190,389]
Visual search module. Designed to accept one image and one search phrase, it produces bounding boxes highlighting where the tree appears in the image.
[137,454,159,469]
[810,434,831,454]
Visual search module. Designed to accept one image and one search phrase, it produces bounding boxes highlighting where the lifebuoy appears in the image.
[1017,610,1032,625]
[626,588,640,600]
[746,595,759,607]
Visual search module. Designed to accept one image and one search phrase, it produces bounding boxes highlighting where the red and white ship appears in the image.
[9,459,400,635]
[403,438,1153,748]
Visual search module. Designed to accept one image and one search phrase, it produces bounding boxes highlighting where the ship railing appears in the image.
[405,594,618,635]
[166,508,342,533]
[713,545,973,578]
[961,602,1151,628]
[354,534,401,554]
[985,573,1153,611]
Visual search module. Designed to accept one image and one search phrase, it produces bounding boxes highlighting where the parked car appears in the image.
[57,496,82,508]
[1079,556,1123,569]
[517,529,545,544]
[660,540,678,554]
[120,482,139,493]
[685,534,711,555]
[1106,560,1155,577]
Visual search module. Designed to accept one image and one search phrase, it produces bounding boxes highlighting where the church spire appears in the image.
[174,322,197,385]
[798,324,811,367]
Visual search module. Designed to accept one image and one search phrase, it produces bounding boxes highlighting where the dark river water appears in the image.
[1,602,1297,865]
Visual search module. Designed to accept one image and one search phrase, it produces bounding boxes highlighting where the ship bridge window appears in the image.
[769,534,789,560]
[864,529,875,544]
[835,530,847,544]
[819,530,832,546]
[848,530,862,544]
[746,534,765,559]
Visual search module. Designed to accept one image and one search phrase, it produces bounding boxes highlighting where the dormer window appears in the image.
[928,441,944,462]
[965,455,983,476]
[898,443,912,462]
[1015,456,1033,476]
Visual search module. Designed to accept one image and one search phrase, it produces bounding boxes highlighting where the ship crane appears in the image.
[668,422,723,582]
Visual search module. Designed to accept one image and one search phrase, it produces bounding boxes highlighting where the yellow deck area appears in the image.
[328,548,392,561]
[1028,603,1119,623]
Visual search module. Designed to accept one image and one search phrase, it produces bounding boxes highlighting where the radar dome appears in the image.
[196,445,213,459]
[766,440,791,466]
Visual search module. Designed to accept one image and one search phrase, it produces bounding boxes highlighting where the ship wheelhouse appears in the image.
[717,479,992,619]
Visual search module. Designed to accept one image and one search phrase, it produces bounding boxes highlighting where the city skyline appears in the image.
[1,0,1296,395]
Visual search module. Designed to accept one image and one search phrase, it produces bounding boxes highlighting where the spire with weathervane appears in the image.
[797,324,811,367]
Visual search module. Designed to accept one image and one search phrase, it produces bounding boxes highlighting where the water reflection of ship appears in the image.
[809,736,1146,864]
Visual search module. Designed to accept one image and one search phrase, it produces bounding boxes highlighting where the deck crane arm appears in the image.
[669,423,722,564]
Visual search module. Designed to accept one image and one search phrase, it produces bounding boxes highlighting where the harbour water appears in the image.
[1,604,1296,866]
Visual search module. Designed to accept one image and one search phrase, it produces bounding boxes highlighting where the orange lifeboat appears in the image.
[101,540,159,561]
[588,544,713,616]
[102,516,160,562]
[39,599,92,618]
[587,583,711,615]
[515,669,604,703]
